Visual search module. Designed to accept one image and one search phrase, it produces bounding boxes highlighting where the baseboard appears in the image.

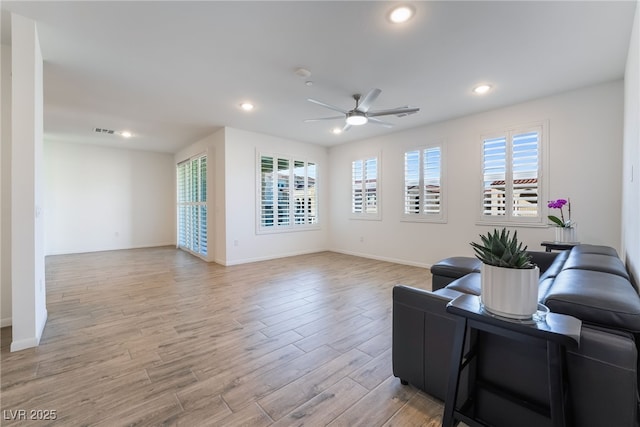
[222,248,330,266]
[10,337,39,352]
[9,309,47,352]
[0,317,12,327]
[45,243,176,256]
[329,249,432,269]
[37,309,48,343]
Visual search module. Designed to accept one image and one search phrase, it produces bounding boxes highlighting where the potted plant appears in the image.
[548,198,577,243]
[470,228,539,320]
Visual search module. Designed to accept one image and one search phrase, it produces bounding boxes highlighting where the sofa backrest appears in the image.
[543,246,640,332]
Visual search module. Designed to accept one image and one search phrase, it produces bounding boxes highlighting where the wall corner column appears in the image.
[10,13,47,352]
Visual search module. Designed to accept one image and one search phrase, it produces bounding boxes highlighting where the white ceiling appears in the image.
[1,1,636,153]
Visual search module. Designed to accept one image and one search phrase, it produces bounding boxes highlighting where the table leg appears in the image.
[442,317,467,427]
[547,342,567,427]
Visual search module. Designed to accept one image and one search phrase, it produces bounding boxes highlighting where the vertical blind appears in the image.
[260,155,317,230]
[482,128,540,220]
[177,155,207,256]
[352,158,378,215]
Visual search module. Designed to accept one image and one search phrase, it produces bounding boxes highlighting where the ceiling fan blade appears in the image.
[367,107,420,118]
[304,116,344,122]
[342,123,352,132]
[307,98,348,114]
[367,117,394,128]
[357,88,382,112]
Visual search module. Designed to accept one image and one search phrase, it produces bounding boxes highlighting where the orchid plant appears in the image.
[548,198,573,228]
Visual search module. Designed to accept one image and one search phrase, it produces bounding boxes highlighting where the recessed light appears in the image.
[473,84,492,95]
[120,131,132,138]
[331,127,343,135]
[389,5,415,24]
[295,68,312,79]
[240,102,254,111]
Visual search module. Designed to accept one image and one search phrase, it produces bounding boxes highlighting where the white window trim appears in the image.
[401,141,447,224]
[350,153,382,221]
[476,120,549,228]
[256,151,320,235]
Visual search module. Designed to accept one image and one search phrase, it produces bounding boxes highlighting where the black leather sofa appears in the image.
[392,244,640,427]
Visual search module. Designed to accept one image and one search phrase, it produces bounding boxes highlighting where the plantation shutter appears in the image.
[260,156,275,227]
[352,160,364,214]
[404,150,420,214]
[352,157,378,216]
[277,158,290,226]
[482,136,507,216]
[306,163,318,224]
[259,154,318,231]
[423,147,441,215]
[511,131,539,217]
[404,147,442,219]
[481,125,542,222]
[176,154,207,257]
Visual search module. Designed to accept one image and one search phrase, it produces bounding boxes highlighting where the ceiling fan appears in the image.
[304,88,420,132]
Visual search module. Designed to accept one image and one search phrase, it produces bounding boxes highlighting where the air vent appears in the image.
[94,127,115,135]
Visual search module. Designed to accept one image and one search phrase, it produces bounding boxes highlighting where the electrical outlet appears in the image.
[359,236,364,243]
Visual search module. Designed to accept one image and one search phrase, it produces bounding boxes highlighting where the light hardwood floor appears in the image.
[1,247,446,426]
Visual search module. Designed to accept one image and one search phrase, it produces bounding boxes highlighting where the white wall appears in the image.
[223,128,329,265]
[622,1,640,288]
[329,81,624,268]
[1,44,12,327]
[176,127,330,266]
[44,141,175,255]
[10,14,47,351]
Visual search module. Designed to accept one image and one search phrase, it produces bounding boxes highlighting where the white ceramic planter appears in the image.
[480,264,540,320]
[554,226,577,243]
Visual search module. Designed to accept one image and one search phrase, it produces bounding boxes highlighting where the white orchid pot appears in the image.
[554,226,577,243]
[480,264,540,320]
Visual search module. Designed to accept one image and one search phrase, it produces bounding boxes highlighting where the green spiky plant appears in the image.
[470,228,535,269]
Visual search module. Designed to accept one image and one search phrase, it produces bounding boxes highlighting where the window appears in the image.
[259,154,317,232]
[351,157,380,219]
[403,144,445,222]
[480,123,546,225]
[177,154,207,257]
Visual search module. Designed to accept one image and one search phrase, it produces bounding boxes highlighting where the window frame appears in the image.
[477,121,549,227]
[401,141,447,223]
[350,154,382,221]
[256,151,319,234]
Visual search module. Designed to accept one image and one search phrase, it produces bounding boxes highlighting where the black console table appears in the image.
[540,241,580,252]
[442,294,581,427]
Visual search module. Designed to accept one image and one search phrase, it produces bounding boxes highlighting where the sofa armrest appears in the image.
[527,250,559,274]
[392,285,467,400]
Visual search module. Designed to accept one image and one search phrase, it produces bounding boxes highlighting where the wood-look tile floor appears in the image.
[1,247,446,426]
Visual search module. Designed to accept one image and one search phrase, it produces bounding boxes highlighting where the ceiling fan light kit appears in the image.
[346,112,368,126]
[305,88,419,132]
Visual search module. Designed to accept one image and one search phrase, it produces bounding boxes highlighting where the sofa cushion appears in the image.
[538,250,570,282]
[544,269,640,332]
[446,272,481,295]
[562,251,629,280]
[571,244,619,257]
